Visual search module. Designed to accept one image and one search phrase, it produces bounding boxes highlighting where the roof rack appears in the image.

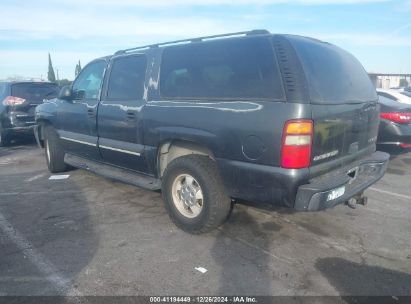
[114,29,270,55]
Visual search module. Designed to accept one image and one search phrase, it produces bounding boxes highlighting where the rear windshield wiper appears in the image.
[345,99,378,104]
[344,100,366,104]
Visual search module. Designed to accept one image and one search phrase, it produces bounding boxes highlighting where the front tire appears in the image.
[44,125,67,173]
[162,155,231,234]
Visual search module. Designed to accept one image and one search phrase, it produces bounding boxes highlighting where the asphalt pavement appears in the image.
[0,139,410,296]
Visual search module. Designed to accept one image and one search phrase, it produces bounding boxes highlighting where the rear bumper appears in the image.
[4,126,35,135]
[1,112,36,130]
[217,150,389,210]
[294,151,389,211]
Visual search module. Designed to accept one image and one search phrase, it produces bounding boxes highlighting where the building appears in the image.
[369,73,411,89]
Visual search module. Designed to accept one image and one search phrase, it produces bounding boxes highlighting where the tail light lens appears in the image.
[2,96,26,106]
[380,112,411,124]
[281,120,313,169]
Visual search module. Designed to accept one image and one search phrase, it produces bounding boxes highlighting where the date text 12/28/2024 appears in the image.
[149,297,257,303]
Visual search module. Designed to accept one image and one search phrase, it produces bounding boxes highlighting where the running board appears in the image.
[64,153,161,190]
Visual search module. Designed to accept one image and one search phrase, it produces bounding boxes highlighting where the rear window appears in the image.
[378,95,400,107]
[160,37,285,100]
[289,36,377,104]
[11,83,59,101]
[378,95,411,110]
[377,92,398,101]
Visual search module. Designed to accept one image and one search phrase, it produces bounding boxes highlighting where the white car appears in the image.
[377,88,411,105]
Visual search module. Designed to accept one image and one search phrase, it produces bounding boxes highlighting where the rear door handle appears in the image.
[87,109,96,118]
[126,111,136,121]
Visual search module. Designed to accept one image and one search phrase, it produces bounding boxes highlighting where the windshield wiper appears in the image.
[345,100,366,104]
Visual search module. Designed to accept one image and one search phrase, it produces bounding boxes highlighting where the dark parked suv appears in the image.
[34,30,389,233]
[0,81,59,146]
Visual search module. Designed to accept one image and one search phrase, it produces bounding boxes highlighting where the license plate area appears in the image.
[326,186,346,202]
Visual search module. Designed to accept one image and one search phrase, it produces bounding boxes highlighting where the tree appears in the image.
[75,60,82,77]
[47,53,56,82]
[58,79,72,87]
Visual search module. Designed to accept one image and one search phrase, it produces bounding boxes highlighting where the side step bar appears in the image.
[64,153,161,191]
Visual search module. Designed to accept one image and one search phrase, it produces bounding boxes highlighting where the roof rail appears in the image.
[114,29,270,55]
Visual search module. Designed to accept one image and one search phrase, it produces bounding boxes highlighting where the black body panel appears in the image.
[34,31,389,210]
[56,60,107,161]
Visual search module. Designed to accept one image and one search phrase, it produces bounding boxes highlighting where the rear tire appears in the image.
[162,155,231,234]
[0,128,11,147]
[44,125,67,173]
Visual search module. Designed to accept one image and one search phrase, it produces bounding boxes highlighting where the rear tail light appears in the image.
[400,143,411,148]
[380,112,411,124]
[281,120,313,169]
[2,96,26,106]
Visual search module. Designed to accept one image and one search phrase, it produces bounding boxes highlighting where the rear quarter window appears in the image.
[11,83,59,101]
[289,36,377,104]
[160,37,285,101]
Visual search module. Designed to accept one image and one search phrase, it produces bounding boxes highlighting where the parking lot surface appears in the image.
[0,141,410,296]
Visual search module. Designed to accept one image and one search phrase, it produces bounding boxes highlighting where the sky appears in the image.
[0,0,410,80]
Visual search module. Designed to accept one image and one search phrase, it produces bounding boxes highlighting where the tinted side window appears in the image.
[106,56,147,100]
[160,37,284,100]
[72,60,106,100]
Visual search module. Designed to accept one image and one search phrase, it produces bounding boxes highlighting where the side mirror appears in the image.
[59,86,73,101]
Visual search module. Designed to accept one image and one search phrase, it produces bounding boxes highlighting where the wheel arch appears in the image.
[34,119,53,147]
[157,139,216,177]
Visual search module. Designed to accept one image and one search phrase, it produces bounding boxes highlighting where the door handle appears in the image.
[87,109,96,118]
[126,111,136,121]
